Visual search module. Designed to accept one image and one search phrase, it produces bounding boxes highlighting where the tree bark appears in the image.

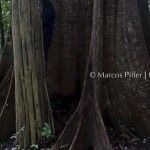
[12,0,54,148]
[103,0,150,136]
[51,0,112,149]
[47,0,93,97]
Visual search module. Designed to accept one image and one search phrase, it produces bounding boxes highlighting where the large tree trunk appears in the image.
[103,0,150,136]
[47,0,93,97]
[12,0,54,148]
[51,0,112,149]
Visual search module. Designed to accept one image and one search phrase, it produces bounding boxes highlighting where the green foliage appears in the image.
[31,144,39,149]
[1,0,10,35]
[41,123,53,138]
[0,142,4,148]
[60,145,66,150]
[16,124,53,149]
[29,123,53,149]
[16,145,21,150]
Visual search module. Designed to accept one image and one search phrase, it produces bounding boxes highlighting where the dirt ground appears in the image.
[1,96,150,150]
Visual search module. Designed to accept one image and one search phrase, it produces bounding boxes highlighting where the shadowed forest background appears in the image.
[0,0,150,149]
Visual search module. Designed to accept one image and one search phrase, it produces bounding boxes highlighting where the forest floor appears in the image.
[2,96,150,150]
